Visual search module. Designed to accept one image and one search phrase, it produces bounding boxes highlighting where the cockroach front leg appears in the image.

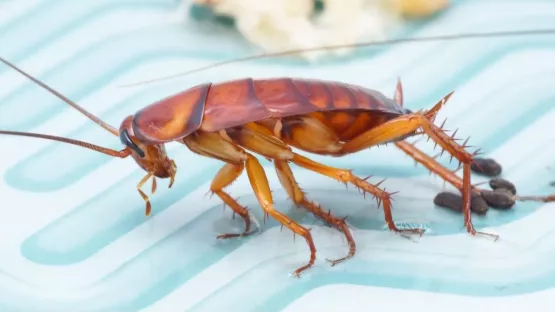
[210,162,256,239]
[341,93,498,240]
[274,160,356,266]
[168,159,177,188]
[137,172,156,216]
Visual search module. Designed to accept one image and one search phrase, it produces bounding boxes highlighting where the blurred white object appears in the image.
[192,0,449,61]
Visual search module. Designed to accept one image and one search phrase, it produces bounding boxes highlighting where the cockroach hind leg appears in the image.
[341,109,497,240]
[467,225,500,242]
[247,209,262,232]
[290,154,423,238]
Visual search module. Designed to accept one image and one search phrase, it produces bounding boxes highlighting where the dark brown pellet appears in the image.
[471,158,502,177]
[434,192,461,212]
[434,191,488,215]
[489,178,516,195]
[471,192,489,215]
[550,181,555,187]
[481,189,515,209]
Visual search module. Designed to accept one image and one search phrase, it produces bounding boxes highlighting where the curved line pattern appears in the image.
[1,0,555,311]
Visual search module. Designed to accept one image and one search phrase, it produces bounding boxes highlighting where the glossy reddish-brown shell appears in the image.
[132,83,210,143]
[132,78,407,144]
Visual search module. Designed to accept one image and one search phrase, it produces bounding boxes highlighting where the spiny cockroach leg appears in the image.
[422,119,495,238]
[339,92,498,240]
[290,153,424,236]
[243,154,316,277]
[274,160,356,266]
[399,139,555,210]
[210,162,256,239]
[186,131,317,277]
[395,140,466,193]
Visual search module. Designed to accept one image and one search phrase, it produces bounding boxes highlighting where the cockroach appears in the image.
[2,28,555,278]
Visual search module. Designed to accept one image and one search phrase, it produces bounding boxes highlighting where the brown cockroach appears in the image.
[2,29,555,277]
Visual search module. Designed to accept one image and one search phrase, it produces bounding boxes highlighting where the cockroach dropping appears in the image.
[434,191,488,215]
[489,178,516,195]
[480,188,515,209]
[471,157,502,177]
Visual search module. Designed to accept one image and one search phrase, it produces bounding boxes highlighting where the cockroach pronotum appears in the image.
[2,29,555,278]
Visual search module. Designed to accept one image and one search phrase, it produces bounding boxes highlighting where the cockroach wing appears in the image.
[199,78,272,132]
[132,83,212,144]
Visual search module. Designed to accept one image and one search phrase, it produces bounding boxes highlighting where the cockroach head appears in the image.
[118,115,176,179]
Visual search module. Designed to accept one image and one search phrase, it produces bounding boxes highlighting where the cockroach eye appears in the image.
[120,129,145,158]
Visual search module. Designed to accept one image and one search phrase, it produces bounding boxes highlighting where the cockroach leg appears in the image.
[275,160,356,267]
[231,123,358,271]
[289,153,424,236]
[244,154,316,277]
[395,140,554,209]
[395,140,467,193]
[210,162,256,239]
[168,159,177,188]
[151,176,157,194]
[137,172,154,216]
[184,131,316,277]
[183,132,257,239]
[279,115,420,234]
[340,93,498,240]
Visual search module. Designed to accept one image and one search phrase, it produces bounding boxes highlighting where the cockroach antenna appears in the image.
[118,28,555,87]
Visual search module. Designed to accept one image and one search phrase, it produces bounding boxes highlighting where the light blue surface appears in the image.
[1,0,555,311]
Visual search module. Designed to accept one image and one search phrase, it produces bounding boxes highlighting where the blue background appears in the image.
[1,0,555,311]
